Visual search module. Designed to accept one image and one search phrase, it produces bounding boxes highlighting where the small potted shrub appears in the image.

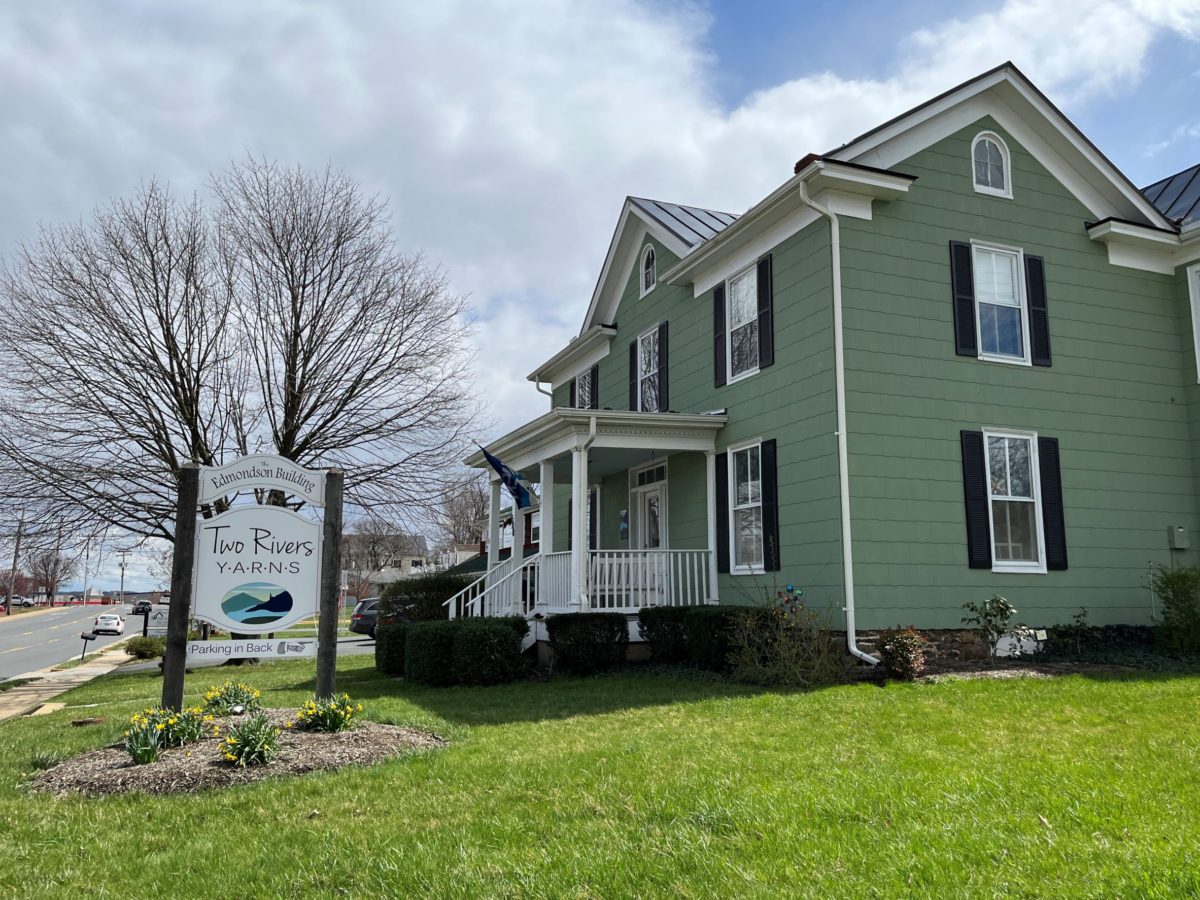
[877,626,929,681]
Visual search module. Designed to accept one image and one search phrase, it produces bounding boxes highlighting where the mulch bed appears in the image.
[29,708,446,797]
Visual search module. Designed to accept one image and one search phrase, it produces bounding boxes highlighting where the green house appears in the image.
[458,63,1200,658]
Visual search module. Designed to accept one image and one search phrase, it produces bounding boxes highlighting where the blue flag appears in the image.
[481,446,532,510]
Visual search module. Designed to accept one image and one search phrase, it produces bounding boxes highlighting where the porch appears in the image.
[452,408,727,618]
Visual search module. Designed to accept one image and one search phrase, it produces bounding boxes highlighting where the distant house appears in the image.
[453,62,1200,658]
[341,531,431,597]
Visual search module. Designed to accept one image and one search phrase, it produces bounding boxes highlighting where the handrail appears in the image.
[443,555,517,618]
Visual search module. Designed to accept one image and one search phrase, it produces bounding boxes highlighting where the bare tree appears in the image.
[341,513,428,599]
[26,547,78,605]
[0,160,477,542]
[436,473,489,548]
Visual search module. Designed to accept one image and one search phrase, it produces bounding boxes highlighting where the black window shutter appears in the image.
[715,452,730,573]
[713,285,727,387]
[568,378,576,409]
[1038,436,1068,570]
[757,255,774,369]
[588,488,598,551]
[949,241,978,357]
[589,363,599,409]
[628,340,637,410]
[960,430,992,569]
[761,439,781,570]
[1026,255,1052,367]
[657,321,669,411]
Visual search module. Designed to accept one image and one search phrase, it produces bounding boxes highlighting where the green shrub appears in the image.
[405,620,460,686]
[292,694,363,732]
[124,636,166,660]
[682,606,745,671]
[122,705,210,764]
[1153,565,1200,651]
[451,620,524,685]
[546,613,629,675]
[877,626,929,681]
[202,681,262,714]
[727,601,845,688]
[222,712,280,767]
[380,572,474,622]
[491,615,531,643]
[961,595,1018,660]
[375,622,409,676]
[637,607,689,663]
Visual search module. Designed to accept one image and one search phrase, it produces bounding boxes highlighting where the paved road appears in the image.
[0,605,134,680]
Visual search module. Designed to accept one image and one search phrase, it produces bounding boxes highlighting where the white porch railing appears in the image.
[446,549,712,619]
[588,549,712,611]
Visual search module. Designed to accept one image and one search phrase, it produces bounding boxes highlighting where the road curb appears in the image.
[0,643,134,722]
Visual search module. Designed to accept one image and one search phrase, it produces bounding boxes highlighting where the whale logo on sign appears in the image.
[220,582,295,626]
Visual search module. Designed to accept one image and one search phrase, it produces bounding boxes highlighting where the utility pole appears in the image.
[5,512,25,616]
[117,549,131,607]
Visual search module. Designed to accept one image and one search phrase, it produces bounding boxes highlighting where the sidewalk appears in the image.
[0,643,133,722]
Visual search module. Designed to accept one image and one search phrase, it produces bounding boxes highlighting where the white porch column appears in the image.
[570,444,588,610]
[511,499,526,567]
[539,459,555,554]
[706,449,719,603]
[487,477,502,570]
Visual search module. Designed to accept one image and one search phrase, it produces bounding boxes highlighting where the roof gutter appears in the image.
[797,176,878,667]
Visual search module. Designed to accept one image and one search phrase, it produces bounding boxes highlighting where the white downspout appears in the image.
[798,180,878,666]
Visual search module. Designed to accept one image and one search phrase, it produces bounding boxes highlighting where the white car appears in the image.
[93,614,125,635]
[11,596,34,607]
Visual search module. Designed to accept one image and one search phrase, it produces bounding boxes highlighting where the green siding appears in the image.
[841,116,1197,628]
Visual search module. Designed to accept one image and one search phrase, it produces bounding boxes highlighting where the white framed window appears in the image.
[728,441,764,573]
[972,242,1030,365]
[972,132,1012,199]
[574,367,594,409]
[637,326,660,412]
[1189,264,1200,384]
[640,245,656,297]
[726,264,759,382]
[984,428,1046,574]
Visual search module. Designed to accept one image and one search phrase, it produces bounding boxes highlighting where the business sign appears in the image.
[199,453,326,505]
[145,607,170,636]
[192,505,322,634]
[186,637,318,662]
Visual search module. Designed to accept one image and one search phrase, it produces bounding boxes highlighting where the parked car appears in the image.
[10,596,34,607]
[131,600,153,615]
[93,614,125,635]
[349,598,380,639]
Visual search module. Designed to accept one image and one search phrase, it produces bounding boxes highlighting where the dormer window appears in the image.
[972,132,1011,199]
[640,245,656,297]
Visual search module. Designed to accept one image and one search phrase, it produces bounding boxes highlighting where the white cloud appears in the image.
[0,0,1197,507]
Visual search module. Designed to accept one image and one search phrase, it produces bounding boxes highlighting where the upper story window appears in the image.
[727,265,759,381]
[637,327,660,411]
[640,245,656,297]
[574,365,597,409]
[972,132,1012,199]
[972,243,1029,364]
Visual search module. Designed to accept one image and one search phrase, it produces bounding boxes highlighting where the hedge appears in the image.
[637,607,689,663]
[450,620,524,685]
[124,636,166,660]
[547,613,629,674]
[683,606,746,671]
[404,621,460,686]
[374,622,408,676]
[380,572,474,622]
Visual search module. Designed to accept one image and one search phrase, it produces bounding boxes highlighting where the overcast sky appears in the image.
[4,0,1198,589]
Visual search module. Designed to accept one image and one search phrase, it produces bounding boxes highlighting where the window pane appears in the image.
[975,249,1019,306]
[575,370,592,409]
[988,161,1005,191]
[643,249,655,291]
[639,331,658,377]
[730,321,758,376]
[729,269,757,328]
[1006,438,1032,498]
[640,373,659,412]
[734,507,763,568]
[734,449,750,504]
[992,500,1038,562]
[975,157,990,185]
[979,302,1023,357]
[988,436,1008,495]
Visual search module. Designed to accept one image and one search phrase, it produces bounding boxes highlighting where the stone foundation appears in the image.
[855,628,990,661]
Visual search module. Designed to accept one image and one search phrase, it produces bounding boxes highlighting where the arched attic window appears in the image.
[972,132,1012,199]
[640,245,656,297]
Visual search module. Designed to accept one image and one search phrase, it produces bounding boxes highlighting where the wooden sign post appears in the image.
[161,458,344,711]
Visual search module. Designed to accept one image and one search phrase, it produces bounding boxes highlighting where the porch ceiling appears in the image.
[465,408,728,481]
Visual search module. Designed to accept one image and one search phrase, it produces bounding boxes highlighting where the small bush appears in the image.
[682,606,746,671]
[222,712,280,767]
[637,607,689,663]
[491,615,531,643]
[546,613,629,674]
[727,601,845,688]
[202,681,262,714]
[375,622,409,676]
[1154,565,1200,651]
[961,595,1018,660]
[124,636,166,660]
[878,626,929,681]
[380,572,474,622]
[451,620,524,685]
[292,694,363,732]
[405,620,460,686]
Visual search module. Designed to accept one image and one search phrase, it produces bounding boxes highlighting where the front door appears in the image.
[635,482,667,605]
[636,484,664,550]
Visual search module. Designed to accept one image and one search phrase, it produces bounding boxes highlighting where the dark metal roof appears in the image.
[629,197,738,249]
[1142,162,1200,228]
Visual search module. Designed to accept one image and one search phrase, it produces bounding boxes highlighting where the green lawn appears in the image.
[1,658,1198,897]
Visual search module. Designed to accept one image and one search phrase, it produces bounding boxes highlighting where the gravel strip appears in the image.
[29,707,446,797]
